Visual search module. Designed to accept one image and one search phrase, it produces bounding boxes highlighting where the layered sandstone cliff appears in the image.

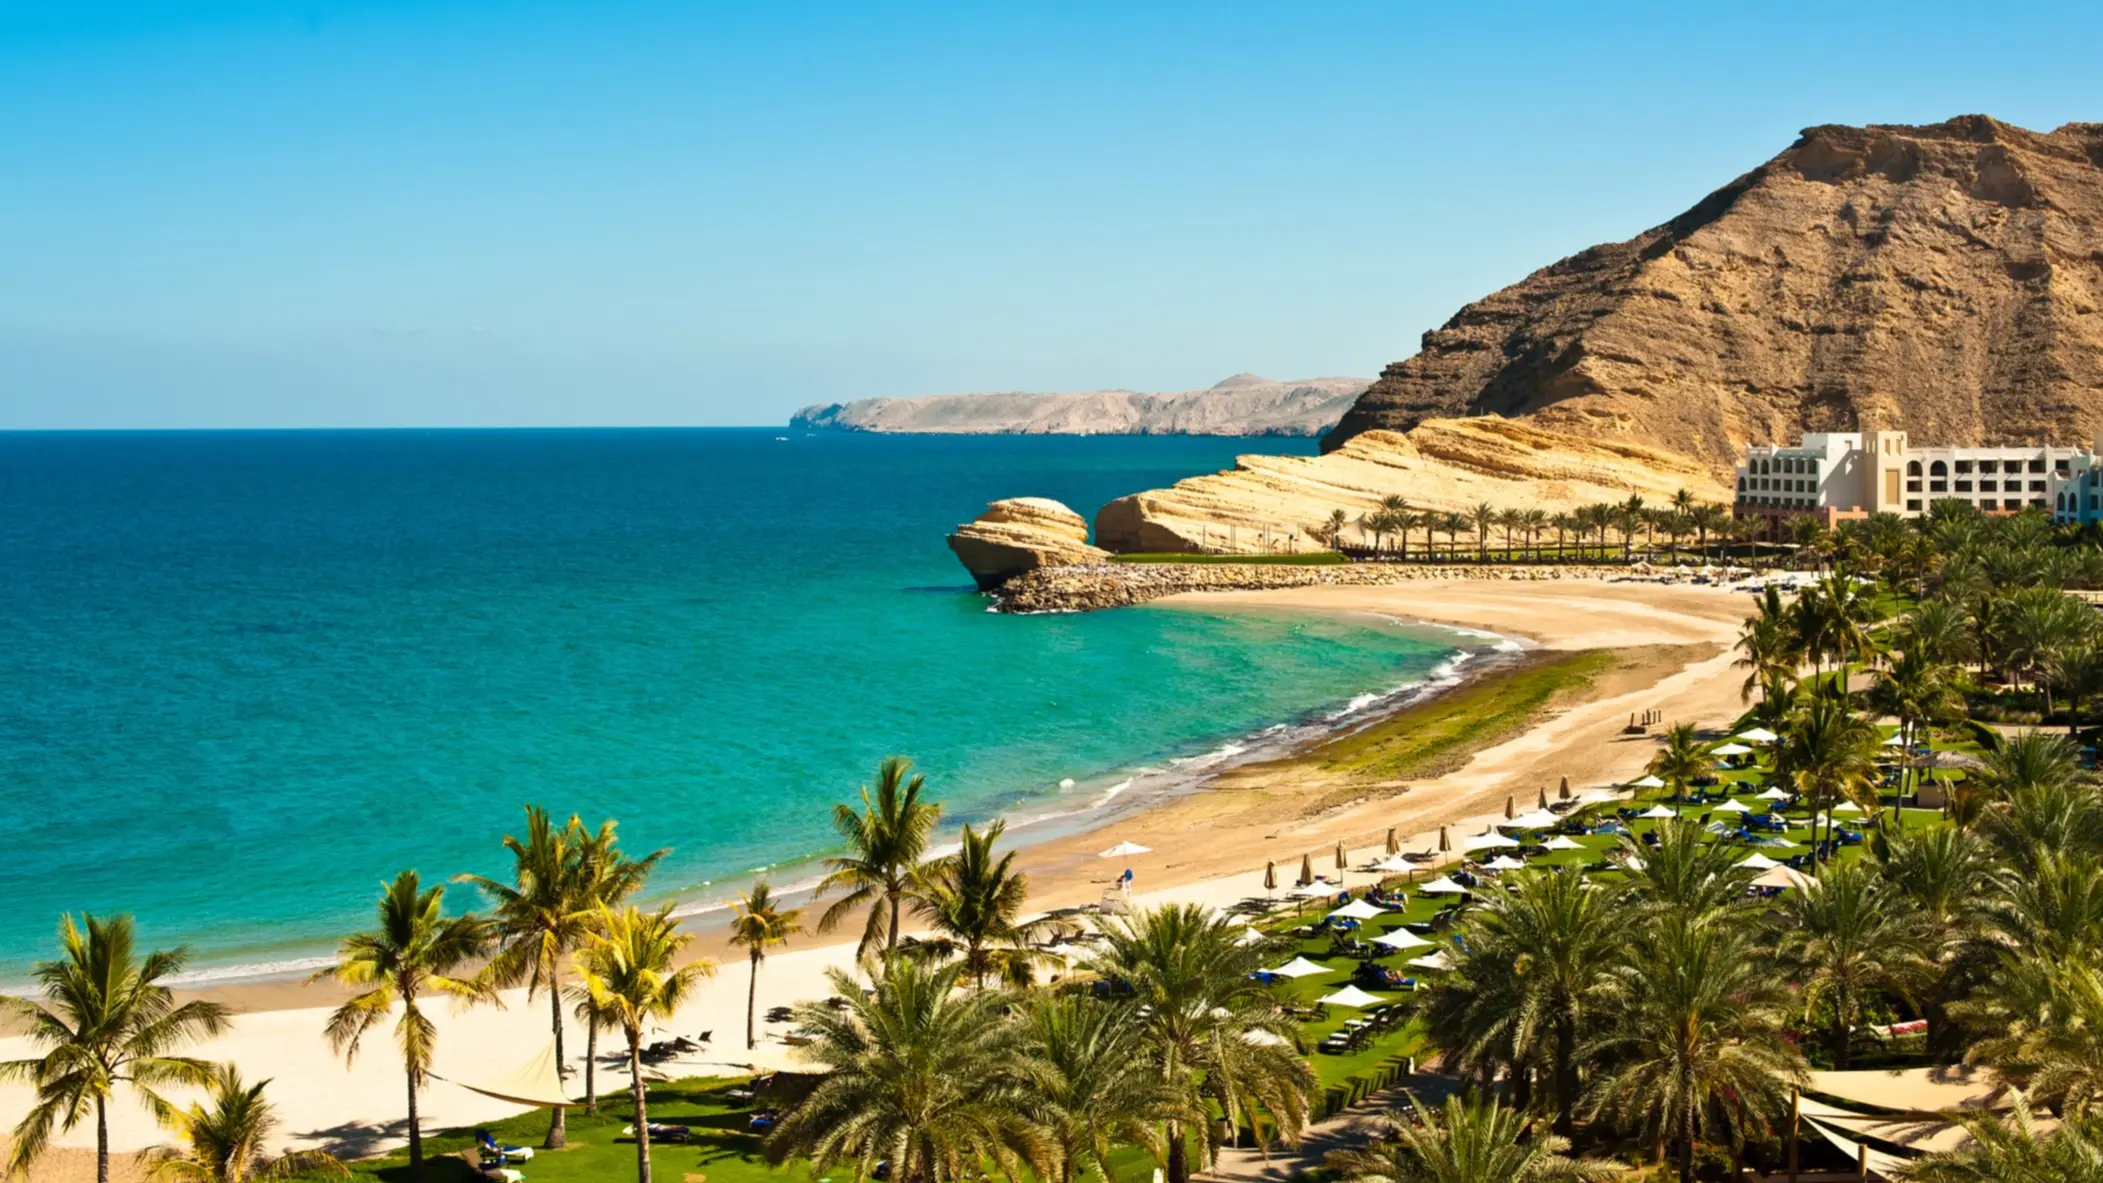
[795,374,1369,437]
[946,498,1110,590]
[1094,416,1728,554]
[1325,116,2103,473]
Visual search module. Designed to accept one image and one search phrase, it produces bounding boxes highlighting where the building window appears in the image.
[2089,495,2099,511]
[1956,460,1974,475]
[1930,481,1948,493]
[1930,460,1948,477]
[1979,460,1998,474]
[1907,499,1922,511]
[1956,480,1973,493]
[2031,459,2047,474]
[2032,498,2048,508]
[1907,460,1922,476]
[2058,459,2072,474]
[1980,480,1997,492]
[2031,480,2047,493]
[1907,480,1922,493]
[2006,499,2024,512]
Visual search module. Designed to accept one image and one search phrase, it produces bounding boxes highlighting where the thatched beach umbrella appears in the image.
[1537,786,1550,811]
[1504,794,1516,820]
[1335,840,1348,874]
[1264,860,1277,893]
[1385,827,1399,856]
[1298,853,1314,887]
[1559,776,1572,801]
[1437,825,1450,853]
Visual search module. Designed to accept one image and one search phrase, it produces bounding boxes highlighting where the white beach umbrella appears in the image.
[1242,1028,1289,1047]
[1833,802,1863,814]
[1236,928,1266,946]
[1756,787,1793,801]
[1629,774,1666,789]
[1290,882,1334,899]
[1505,809,1561,830]
[1638,804,1678,819]
[1463,832,1519,851]
[1372,928,1432,950]
[1319,985,1388,1008]
[1883,733,1909,747]
[1484,855,1527,871]
[1752,865,1812,891]
[1265,957,1334,979]
[1098,840,1151,858]
[1418,876,1469,895]
[1715,799,1752,814]
[1328,899,1388,921]
[1541,835,1585,850]
[1408,951,1454,971]
[1577,790,1622,806]
[1711,743,1753,757]
[1738,853,1783,870]
[1736,727,1780,743]
[1371,854,1415,873]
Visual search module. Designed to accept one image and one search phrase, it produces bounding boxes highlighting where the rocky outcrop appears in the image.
[794,374,1370,437]
[946,498,1110,591]
[1324,116,2103,474]
[997,562,1617,613]
[1094,416,1729,554]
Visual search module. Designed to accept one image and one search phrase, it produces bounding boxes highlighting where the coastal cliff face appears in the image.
[1325,116,2103,473]
[946,498,1111,590]
[794,374,1369,437]
[1094,416,1729,554]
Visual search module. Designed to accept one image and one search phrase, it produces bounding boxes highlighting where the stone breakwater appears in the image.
[993,562,1607,613]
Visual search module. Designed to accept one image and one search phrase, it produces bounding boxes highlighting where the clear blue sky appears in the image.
[5,1,2100,429]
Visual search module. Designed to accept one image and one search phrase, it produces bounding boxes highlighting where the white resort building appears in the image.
[1732,430,2103,527]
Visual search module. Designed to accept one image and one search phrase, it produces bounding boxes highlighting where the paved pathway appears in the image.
[1199,1074,1462,1183]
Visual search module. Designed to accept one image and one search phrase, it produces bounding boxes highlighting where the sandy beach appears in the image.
[1,577,1754,1170]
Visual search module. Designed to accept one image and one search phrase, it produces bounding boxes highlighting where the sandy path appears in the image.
[0,578,1755,1164]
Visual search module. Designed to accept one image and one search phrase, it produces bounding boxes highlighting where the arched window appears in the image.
[1930,460,1948,477]
[1906,461,1922,476]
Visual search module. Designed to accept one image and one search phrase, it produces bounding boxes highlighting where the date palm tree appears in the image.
[729,881,805,1050]
[144,1065,345,1183]
[816,756,944,959]
[1584,916,1805,1183]
[314,871,492,1183]
[1647,723,1707,816]
[1086,905,1315,1183]
[1617,819,1757,922]
[764,957,1048,1183]
[1,915,231,1183]
[1470,503,1495,561]
[1780,860,1931,1069]
[1876,826,1994,1054]
[575,905,715,1183]
[909,820,1048,988]
[1774,698,1882,861]
[1022,993,1183,1183]
[1900,1092,2103,1183]
[1870,651,1964,807]
[1325,1093,1620,1183]
[1439,512,1469,561]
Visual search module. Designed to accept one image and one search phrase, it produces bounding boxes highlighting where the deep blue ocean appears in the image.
[0,429,1461,982]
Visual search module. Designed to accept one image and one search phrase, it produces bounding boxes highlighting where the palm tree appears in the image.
[764,957,1047,1183]
[1440,873,1620,1135]
[1021,993,1181,1183]
[1780,860,1931,1069]
[1583,915,1805,1183]
[1470,503,1495,561]
[314,871,492,1183]
[1869,650,1964,806]
[1617,496,1645,561]
[1877,826,1994,1055]
[729,881,805,1050]
[1900,1092,2103,1182]
[1734,612,1799,704]
[144,1065,345,1183]
[909,821,1047,987]
[1773,698,1882,860]
[1647,723,1707,815]
[1325,1093,1620,1183]
[1087,905,1315,1183]
[1439,513,1468,561]
[816,756,944,959]
[565,819,665,1113]
[2051,643,2103,735]
[1,916,231,1183]
[1617,819,1757,922]
[575,905,716,1183]
[1495,507,1522,559]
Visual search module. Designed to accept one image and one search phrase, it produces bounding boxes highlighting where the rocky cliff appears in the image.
[1324,116,2103,473]
[795,374,1369,437]
[946,498,1111,590]
[1095,416,1728,554]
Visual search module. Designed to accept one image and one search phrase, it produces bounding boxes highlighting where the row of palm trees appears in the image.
[1308,490,1743,565]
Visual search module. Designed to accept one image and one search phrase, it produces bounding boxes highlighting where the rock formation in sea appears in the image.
[793,374,1370,437]
[1093,416,1728,554]
[1324,116,2103,473]
[946,498,1111,590]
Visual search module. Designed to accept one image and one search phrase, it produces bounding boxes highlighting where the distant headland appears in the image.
[790,373,1370,437]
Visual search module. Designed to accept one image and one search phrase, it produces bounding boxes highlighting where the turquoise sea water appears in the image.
[0,429,1463,981]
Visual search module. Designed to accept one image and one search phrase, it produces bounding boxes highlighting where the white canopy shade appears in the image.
[1371,854,1416,873]
[1319,985,1388,1008]
[1290,883,1335,899]
[1756,787,1793,801]
[1712,743,1753,756]
[1738,852,1782,870]
[1098,840,1151,858]
[1736,727,1780,743]
[1629,774,1666,789]
[1373,928,1432,950]
[1408,951,1454,971]
[1833,802,1863,814]
[1576,790,1622,806]
[1619,854,1647,871]
[1419,876,1470,895]
[1484,855,1527,871]
[1505,810,1561,829]
[1752,865,1812,890]
[1464,832,1519,851]
[1236,928,1266,946]
[1542,835,1585,850]
[1638,804,1678,819]
[1265,957,1333,978]
[1716,799,1752,814]
[1242,1028,1289,1047]
[1329,899,1389,921]
[1883,733,1909,746]
[436,1041,577,1109]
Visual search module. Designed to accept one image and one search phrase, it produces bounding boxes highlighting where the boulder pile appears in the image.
[994,562,1595,614]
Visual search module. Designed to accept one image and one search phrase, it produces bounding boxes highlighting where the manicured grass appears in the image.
[1304,650,1620,781]
[1108,551,1351,566]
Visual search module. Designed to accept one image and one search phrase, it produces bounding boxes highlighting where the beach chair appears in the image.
[476,1131,533,1164]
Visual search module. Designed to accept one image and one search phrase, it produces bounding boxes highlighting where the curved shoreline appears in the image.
[993,560,1639,613]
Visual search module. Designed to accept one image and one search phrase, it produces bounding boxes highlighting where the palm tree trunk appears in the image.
[1166,1122,1189,1183]
[887,888,902,953]
[629,1032,653,1183]
[585,1023,600,1112]
[95,1098,107,1183]
[407,1067,424,1182]
[1679,1119,1695,1183]
[747,951,761,1050]
[546,984,568,1148]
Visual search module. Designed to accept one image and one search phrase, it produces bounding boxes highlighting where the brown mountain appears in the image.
[1323,116,2103,474]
